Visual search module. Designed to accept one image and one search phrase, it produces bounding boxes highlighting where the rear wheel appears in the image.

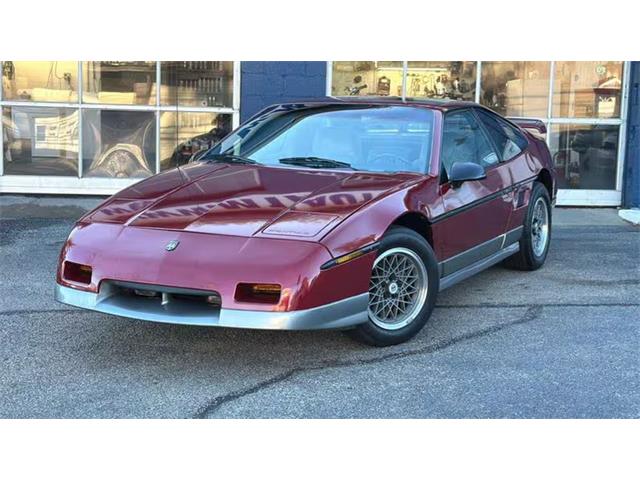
[348,226,439,347]
[504,182,552,270]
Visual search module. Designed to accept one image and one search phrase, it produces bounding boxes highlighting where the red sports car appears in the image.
[55,99,556,346]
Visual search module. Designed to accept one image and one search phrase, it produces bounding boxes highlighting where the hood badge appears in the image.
[165,240,180,252]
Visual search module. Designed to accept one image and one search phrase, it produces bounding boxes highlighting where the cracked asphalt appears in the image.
[0,199,638,418]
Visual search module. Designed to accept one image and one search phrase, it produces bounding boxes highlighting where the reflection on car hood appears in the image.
[84,162,421,238]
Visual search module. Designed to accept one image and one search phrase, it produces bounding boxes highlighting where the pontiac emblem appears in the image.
[165,240,180,252]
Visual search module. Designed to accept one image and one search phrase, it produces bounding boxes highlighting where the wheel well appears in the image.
[389,212,433,247]
[537,169,554,199]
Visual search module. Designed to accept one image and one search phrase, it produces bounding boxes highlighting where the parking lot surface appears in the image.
[1,198,638,418]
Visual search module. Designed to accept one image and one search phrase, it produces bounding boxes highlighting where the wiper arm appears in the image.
[278,156,352,169]
[199,153,258,165]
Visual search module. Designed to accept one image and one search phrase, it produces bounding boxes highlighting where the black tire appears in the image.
[347,226,439,347]
[504,182,552,271]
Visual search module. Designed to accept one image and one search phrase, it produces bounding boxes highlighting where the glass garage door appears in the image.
[329,61,629,206]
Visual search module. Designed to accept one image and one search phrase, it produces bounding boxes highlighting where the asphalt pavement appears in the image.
[0,196,638,418]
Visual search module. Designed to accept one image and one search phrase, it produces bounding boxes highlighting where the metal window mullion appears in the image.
[475,61,482,104]
[156,61,161,174]
[548,117,622,125]
[77,61,83,179]
[157,105,235,114]
[233,60,241,128]
[326,61,333,96]
[1,100,80,109]
[615,60,632,193]
[401,61,408,100]
[545,62,556,151]
[75,103,158,111]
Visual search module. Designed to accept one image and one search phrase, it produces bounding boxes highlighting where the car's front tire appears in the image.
[504,182,552,271]
[348,226,439,347]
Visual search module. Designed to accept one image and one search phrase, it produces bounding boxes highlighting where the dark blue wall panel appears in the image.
[240,62,327,122]
[623,61,640,208]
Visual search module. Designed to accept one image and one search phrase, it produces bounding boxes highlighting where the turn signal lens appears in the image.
[320,242,381,270]
[251,284,282,294]
[63,261,92,285]
[334,250,365,265]
[235,283,281,304]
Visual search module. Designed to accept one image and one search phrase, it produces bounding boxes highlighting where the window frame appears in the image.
[438,107,501,184]
[0,61,241,193]
[472,107,528,163]
[327,61,630,206]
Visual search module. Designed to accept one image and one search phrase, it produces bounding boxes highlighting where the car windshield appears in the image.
[200,105,434,174]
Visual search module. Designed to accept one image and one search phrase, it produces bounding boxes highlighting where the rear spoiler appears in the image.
[506,117,547,135]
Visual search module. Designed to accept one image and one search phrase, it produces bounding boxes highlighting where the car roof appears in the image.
[273,96,478,112]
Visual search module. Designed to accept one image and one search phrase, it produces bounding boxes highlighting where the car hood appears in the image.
[85,162,421,239]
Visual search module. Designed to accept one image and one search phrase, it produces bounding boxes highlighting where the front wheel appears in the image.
[348,226,439,347]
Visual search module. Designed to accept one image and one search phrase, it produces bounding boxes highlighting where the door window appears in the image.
[475,109,527,161]
[440,110,498,180]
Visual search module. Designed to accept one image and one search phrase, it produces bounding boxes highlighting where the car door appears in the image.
[474,108,533,234]
[434,108,514,275]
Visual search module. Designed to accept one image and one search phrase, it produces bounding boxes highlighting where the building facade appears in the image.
[1,61,638,208]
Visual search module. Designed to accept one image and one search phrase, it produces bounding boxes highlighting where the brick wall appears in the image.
[240,62,327,122]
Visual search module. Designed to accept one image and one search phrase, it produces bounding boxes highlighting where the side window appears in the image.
[476,109,528,161]
[440,110,499,181]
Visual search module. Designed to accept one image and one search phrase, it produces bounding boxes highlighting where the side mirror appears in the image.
[448,161,486,187]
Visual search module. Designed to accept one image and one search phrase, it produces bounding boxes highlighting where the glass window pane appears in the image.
[552,62,624,118]
[160,62,234,108]
[82,61,157,105]
[480,62,550,118]
[406,61,476,101]
[82,110,156,178]
[441,110,499,175]
[549,124,619,190]
[160,111,232,170]
[2,106,78,176]
[331,61,403,97]
[2,61,79,102]
[475,109,526,160]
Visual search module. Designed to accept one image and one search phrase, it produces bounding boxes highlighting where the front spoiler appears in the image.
[54,283,369,330]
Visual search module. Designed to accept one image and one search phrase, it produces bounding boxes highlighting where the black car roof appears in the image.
[274,96,478,112]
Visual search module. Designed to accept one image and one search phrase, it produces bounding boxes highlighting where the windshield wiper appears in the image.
[200,153,258,165]
[278,157,353,169]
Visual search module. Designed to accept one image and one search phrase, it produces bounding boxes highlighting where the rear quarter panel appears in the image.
[506,131,556,231]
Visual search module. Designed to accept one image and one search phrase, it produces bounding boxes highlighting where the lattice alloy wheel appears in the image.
[367,247,429,331]
[531,197,550,258]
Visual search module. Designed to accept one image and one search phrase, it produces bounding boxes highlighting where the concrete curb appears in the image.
[618,209,640,226]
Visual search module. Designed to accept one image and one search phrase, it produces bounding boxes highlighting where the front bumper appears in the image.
[55,282,369,330]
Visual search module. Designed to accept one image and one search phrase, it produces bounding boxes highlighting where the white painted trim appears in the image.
[548,117,623,125]
[474,61,482,104]
[0,100,236,114]
[326,61,333,96]
[232,60,241,129]
[616,61,632,192]
[556,189,622,207]
[401,61,408,101]
[77,61,83,179]
[547,61,555,120]
[0,174,142,195]
[155,61,162,174]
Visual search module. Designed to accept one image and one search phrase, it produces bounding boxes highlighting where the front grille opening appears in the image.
[63,261,92,285]
[114,283,221,310]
